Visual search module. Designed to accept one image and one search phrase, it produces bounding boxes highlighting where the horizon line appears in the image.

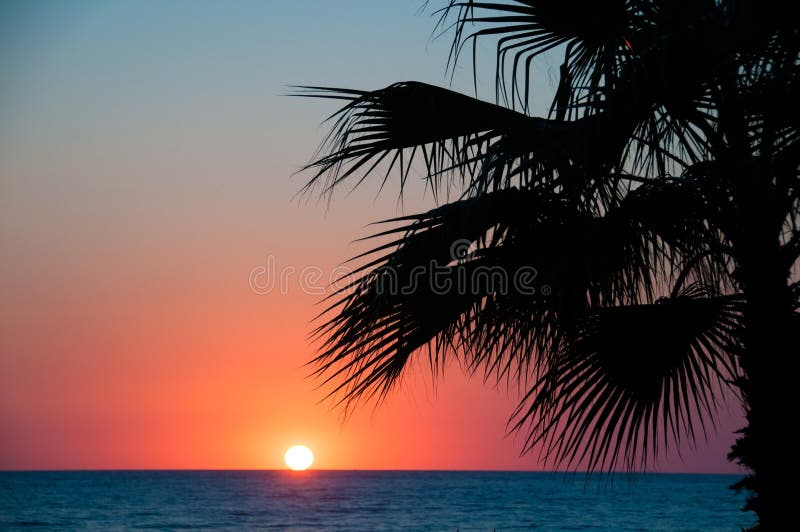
[0,468,744,475]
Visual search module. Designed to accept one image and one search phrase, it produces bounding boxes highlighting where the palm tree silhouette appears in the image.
[297,2,797,528]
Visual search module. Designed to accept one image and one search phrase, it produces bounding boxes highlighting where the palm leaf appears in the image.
[311,187,680,409]
[511,283,745,472]
[437,0,632,112]
[295,81,650,203]
[295,82,553,199]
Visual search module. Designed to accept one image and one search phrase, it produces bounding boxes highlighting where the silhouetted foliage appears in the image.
[298,2,798,529]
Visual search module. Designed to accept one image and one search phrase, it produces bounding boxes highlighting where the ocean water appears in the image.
[0,471,755,530]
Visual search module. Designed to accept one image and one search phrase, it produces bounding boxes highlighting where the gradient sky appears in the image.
[0,0,744,472]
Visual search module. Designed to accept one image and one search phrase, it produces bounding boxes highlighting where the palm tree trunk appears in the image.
[730,239,797,530]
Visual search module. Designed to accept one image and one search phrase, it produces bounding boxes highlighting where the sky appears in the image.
[0,0,744,472]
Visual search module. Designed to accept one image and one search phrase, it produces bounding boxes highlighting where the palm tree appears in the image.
[297,1,798,528]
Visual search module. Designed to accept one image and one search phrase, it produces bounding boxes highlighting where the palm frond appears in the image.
[309,188,554,407]
[295,82,638,200]
[437,0,632,113]
[311,186,681,409]
[295,82,551,199]
[511,283,745,472]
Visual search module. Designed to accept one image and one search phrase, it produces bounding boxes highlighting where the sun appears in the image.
[284,445,314,471]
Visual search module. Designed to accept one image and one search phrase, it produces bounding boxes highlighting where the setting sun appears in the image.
[284,445,314,471]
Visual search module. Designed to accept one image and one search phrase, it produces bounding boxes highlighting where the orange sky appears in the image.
[0,1,744,472]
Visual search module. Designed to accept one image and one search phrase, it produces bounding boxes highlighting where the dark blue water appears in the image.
[0,471,754,530]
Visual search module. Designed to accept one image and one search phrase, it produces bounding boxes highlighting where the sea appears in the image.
[0,471,755,530]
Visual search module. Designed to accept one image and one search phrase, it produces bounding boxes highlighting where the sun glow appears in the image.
[284,445,314,471]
